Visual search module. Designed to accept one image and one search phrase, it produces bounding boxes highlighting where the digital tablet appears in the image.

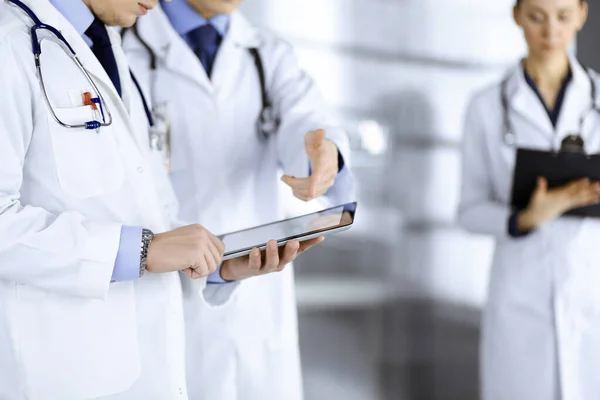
[220,202,357,260]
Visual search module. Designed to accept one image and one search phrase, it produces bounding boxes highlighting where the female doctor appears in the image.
[458,0,600,399]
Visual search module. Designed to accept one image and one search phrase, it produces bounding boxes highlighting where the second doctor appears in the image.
[123,1,355,399]
[458,0,600,398]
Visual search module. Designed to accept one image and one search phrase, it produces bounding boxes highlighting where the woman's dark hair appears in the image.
[515,0,584,6]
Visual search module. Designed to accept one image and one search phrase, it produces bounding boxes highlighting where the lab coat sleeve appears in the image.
[0,35,120,299]
[457,96,511,239]
[202,281,241,307]
[180,274,240,308]
[270,39,356,205]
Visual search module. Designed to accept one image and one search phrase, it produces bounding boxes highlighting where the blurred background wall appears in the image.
[237,1,536,399]
[578,3,600,70]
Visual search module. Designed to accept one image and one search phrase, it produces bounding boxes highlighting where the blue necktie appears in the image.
[187,24,222,78]
[85,19,122,97]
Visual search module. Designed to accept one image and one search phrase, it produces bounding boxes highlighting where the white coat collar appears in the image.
[504,55,593,140]
[130,8,261,92]
[225,11,261,49]
[209,12,261,88]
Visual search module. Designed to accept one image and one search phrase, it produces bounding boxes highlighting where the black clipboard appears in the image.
[510,147,600,217]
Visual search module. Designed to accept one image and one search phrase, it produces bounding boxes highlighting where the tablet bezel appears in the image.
[220,202,357,261]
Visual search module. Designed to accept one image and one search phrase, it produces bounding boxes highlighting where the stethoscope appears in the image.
[7,0,163,150]
[501,67,600,148]
[125,23,171,153]
[7,0,113,130]
[127,24,280,140]
[248,47,280,138]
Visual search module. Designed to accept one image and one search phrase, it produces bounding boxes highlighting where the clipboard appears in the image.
[510,147,600,217]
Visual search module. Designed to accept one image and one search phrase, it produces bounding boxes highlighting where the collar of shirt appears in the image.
[523,66,573,128]
[49,0,95,46]
[161,0,230,38]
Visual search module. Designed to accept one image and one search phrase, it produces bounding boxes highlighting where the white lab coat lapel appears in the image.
[586,71,600,153]
[210,12,261,91]
[108,26,150,154]
[556,59,594,148]
[134,7,212,93]
[507,65,556,140]
[106,27,168,232]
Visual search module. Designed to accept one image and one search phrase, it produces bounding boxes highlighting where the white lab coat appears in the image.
[0,1,235,399]
[458,58,600,400]
[124,8,354,400]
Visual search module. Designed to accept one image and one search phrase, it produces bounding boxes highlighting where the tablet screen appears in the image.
[221,202,356,256]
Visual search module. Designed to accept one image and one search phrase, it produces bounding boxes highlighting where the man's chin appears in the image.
[113,15,139,28]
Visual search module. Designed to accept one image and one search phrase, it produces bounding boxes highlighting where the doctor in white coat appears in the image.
[123,1,355,399]
[458,0,600,399]
[0,0,301,398]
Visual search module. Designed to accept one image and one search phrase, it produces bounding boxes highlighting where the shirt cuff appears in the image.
[507,211,531,238]
[207,263,232,284]
[337,149,345,172]
[111,226,143,282]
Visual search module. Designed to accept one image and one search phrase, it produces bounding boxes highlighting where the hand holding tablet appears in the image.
[219,202,357,261]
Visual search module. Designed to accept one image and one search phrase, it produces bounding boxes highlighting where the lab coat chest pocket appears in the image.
[14,284,140,399]
[48,106,125,199]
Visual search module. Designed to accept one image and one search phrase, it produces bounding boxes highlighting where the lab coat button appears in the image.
[137,166,144,173]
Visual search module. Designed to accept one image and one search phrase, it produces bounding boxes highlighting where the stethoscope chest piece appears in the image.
[257,105,278,139]
[559,134,586,154]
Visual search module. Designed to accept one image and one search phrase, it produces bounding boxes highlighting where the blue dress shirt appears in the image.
[524,67,573,128]
[161,0,231,40]
[50,0,95,45]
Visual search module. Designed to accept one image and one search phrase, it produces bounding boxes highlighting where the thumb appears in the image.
[281,174,299,188]
[305,129,327,151]
[536,176,548,193]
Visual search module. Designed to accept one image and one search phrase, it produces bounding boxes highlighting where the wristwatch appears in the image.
[140,228,154,278]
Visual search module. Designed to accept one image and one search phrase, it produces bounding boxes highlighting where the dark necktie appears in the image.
[85,19,122,97]
[187,24,222,78]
